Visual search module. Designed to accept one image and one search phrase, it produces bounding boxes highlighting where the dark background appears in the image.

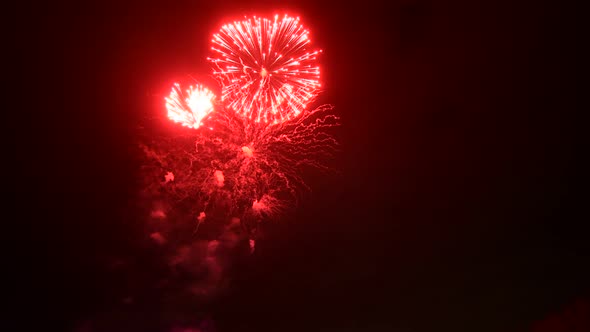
[15,0,585,331]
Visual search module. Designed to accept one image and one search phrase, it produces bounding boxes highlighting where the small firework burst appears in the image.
[165,83,216,129]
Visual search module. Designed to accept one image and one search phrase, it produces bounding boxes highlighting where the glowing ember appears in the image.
[209,14,321,124]
[165,83,215,129]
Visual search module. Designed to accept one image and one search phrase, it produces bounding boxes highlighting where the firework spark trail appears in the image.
[209,14,321,125]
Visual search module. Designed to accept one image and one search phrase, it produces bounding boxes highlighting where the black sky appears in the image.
[14,0,585,331]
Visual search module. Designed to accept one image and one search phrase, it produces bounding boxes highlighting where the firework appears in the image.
[165,83,216,129]
[209,14,321,125]
[145,14,336,236]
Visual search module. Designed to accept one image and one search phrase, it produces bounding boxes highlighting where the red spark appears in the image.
[209,14,321,125]
[150,209,166,219]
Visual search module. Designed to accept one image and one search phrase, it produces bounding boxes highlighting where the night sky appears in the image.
[15,0,585,331]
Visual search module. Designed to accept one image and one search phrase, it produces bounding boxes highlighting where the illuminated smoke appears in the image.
[249,239,255,253]
[150,232,167,245]
[151,209,166,219]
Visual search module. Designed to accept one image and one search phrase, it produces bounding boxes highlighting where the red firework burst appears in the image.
[209,14,321,125]
[165,83,216,129]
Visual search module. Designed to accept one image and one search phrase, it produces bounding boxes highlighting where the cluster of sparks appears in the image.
[144,14,338,234]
